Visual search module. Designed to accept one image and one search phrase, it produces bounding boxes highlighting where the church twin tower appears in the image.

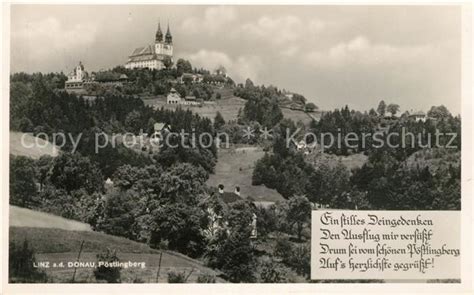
[125,20,174,70]
[154,21,173,57]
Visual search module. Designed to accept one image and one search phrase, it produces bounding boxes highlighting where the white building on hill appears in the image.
[166,88,181,104]
[65,61,92,92]
[125,21,173,70]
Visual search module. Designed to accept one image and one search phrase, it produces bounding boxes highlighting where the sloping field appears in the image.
[10,227,224,283]
[143,96,245,122]
[10,132,59,159]
[10,206,92,231]
[305,152,369,172]
[281,107,320,125]
[207,146,285,203]
[9,206,224,283]
[406,148,460,173]
[337,153,369,171]
[143,95,318,125]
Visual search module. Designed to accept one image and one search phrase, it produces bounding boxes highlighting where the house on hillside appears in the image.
[289,139,318,155]
[202,184,258,240]
[65,61,95,93]
[182,96,200,106]
[166,88,181,104]
[178,73,203,84]
[218,184,243,204]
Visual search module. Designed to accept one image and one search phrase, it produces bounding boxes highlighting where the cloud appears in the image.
[280,45,300,57]
[182,49,262,82]
[241,15,326,44]
[180,6,237,35]
[304,36,434,68]
[238,15,326,57]
[12,17,98,62]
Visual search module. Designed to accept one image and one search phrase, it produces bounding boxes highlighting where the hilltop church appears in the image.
[125,21,173,70]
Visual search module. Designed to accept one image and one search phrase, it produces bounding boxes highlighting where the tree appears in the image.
[305,155,351,204]
[205,201,256,282]
[149,203,206,257]
[287,195,311,241]
[163,56,173,69]
[428,105,451,120]
[291,94,306,105]
[377,100,386,116]
[176,58,193,76]
[10,155,37,207]
[245,78,254,89]
[98,189,143,240]
[9,240,47,282]
[387,104,400,116]
[47,153,104,194]
[213,111,225,130]
[285,244,311,278]
[125,110,143,133]
[93,249,122,283]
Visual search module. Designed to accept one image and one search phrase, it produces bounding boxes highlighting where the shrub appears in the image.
[196,273,216,283]
[274,236,293,258]
[286,244,311,278]
[167,271,187,283]
[9,240,47,283]
[132,276,145,283]
[93,249,121,283]
[259,259,292,283]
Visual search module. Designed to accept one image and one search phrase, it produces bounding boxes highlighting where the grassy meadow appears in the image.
[9,207,224,283]
[207,146,285,203]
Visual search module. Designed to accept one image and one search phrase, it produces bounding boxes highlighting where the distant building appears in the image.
[166,88,181,104]
[182,96,200,106]
[178,73,203,84]
[207,184,258,239]
[125,21,173,70]
[65,61,94,93]
[214,65,227,77]
[409,110,427,122]
[217,184,243,204]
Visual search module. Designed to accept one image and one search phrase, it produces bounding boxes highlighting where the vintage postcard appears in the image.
[1,2,473,294]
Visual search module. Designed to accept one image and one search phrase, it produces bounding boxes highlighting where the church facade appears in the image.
[125,21,173,70]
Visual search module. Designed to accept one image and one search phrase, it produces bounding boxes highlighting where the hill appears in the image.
[143,93,319,125]
[405,148,460,173]
[9,207,224,283]
[143,95,246,122]
[10,205,92,231]
[10,132,59,159]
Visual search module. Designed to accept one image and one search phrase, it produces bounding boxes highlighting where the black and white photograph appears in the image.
[1,2,472,293]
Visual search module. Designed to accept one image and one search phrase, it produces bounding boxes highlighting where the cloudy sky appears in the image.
[10,5,461,113]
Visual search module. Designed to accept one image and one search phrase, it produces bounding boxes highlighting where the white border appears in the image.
[1,1,473,294]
